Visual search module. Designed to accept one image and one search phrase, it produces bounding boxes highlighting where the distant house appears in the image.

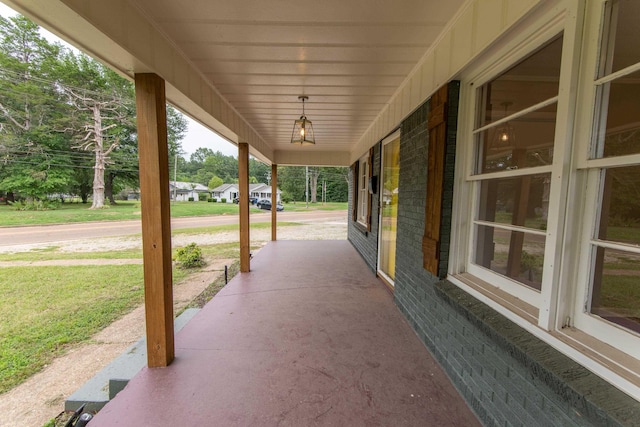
[169,181,209,201]
[249,183,281,203]
[210,183,238,203]
[210,183,281,203]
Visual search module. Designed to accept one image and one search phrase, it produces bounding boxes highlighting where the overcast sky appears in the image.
[0,3,239,159]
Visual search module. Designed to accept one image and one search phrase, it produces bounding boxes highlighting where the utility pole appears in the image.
[304,166,309,209]
[173,152,178,202]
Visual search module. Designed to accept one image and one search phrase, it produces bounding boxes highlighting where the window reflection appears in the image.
[595,70,640,158]
[478,174,551,230]
[590,247,640,333]
[476,37,563,129]
[599,0,640,76]
[477,104,556,173]
[475,225,545,290]
[597,166,640,246]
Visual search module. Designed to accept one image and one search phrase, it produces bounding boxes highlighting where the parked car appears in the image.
[233,197,258,204]
[257,199,283,211]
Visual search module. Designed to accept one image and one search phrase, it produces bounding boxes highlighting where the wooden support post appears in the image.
[134,73,174,367]
[239,142,250,272]
[271,164,277,241]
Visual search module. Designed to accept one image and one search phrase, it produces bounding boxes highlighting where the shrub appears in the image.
[175,243,205,269]
[207,198,214,203]
[221,198,227,203]
[281,193,292,203]
[198,192,208,202]
[11,200,59,211]
[188,197,195,202]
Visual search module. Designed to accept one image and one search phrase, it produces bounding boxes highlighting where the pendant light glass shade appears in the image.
[291,96,315,145]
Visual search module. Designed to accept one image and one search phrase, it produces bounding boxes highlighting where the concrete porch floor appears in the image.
[91,240,481,426]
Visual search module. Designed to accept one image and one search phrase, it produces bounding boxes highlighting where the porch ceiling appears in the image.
[3,0,465,165]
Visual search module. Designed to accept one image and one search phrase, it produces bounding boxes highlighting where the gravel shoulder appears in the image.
[0,220,347,427]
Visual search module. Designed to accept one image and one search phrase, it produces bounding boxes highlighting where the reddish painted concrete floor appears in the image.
[91,241,481,426]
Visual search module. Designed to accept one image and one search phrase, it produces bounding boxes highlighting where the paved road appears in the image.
[0,210,347,246]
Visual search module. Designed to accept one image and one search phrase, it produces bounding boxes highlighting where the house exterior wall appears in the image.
[349,81,640,425]
[212,188,237,202]
[347,142,380,273]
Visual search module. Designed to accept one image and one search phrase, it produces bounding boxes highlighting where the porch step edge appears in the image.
[64,308,200,413]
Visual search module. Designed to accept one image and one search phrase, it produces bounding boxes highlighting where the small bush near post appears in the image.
[176,243,205,269]
[188,197,195,202]
[198,193,208,202]
[208,198,214,203]
[221,198,227,203]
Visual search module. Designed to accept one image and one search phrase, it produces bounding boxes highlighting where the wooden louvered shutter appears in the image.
[422,84,448,276]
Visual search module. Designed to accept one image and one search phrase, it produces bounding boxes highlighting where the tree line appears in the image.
[174,147,349,203]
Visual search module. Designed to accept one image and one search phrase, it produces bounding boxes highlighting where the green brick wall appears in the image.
[349,81,640,426]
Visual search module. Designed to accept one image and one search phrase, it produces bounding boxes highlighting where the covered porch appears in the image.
[90,240,480,426]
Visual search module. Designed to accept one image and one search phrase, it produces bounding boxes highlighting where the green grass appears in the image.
[0,237,247,390]
[0,265,146,393]
[600,274,640,318]
[0,201,263,227]
[0,201,347,227]
[0,241,242,394]
[0,248,143,262]
[606,226,640,245]
[283,202,347,212]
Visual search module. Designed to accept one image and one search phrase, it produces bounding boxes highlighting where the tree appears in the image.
[279,166,306,202]
[208,175,223,189]
[59,53,134,209]
[0,15,72,200]
[249,158,269,184]
[309,167,319,203]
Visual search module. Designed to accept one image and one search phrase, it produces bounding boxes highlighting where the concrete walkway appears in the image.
[91,241,481,426]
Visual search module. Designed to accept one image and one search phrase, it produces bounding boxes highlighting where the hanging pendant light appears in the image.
[491,101,515,151]
[291,96,315,145]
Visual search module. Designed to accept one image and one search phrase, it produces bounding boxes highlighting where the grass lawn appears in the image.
[0,265,147,393]
[283,202,347,212]
[0,201,250,227]
[0,201,347,227]
[0,240,248,394]
[600,274,640,318]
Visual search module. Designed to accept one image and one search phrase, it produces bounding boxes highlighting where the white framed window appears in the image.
[570,0,640,359]
[357,154,369,225]
[449,0,640,397]
[466,34,564,310]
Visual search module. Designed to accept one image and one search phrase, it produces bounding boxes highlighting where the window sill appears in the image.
[353,221,369,235]
[440,275,640,424]
[553,326,640,391]
[452,273,538,324]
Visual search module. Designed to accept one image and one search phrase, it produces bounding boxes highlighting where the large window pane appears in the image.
[599,0,640,76]
[475,36,562,129]
[590,247,640,333]
[597,166,640,245]
[478,174,551,230]
[594,70,640,158]
[476,104,556,173]
[474,224,545,291]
